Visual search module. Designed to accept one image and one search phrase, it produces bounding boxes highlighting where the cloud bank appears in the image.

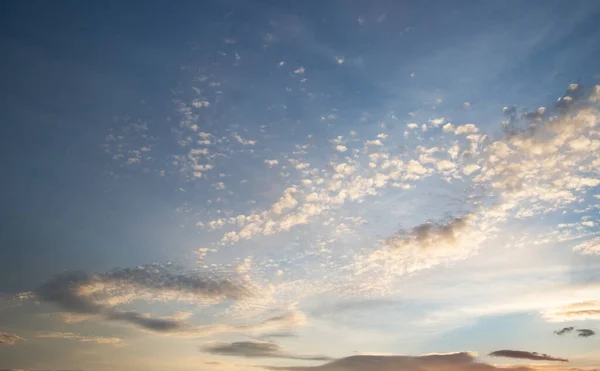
[266,352,536,371]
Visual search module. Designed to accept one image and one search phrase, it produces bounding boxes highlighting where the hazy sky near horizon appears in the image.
[1,1,600,371]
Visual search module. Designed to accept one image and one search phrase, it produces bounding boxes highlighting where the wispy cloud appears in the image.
[554,327,574,335]
[201,341,331,361]
[0,332,24,345]
[488,350,568,362]
[36,332,123,345]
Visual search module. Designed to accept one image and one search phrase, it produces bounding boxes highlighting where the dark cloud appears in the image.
[488,350,567,362]
[0,331,24,345]
[35,272,103,314]
[31,265,253,333]
[265,352,535,371]
[105,311,183,332]
[554,327,574,335]
[576,329,595,337]
[553,327,595,337]
[101,265,251,300]
[201,341,331,361]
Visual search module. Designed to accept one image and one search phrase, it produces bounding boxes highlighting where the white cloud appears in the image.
[590,85,600,102]
[463,163,481,175]
[233,134,257,145]
[429,117,445,127]
[454,124,479,135]
[365,140,383,146]
[191,100,210,108]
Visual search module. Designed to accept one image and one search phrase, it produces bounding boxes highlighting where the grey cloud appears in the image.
[201,341,331,361]
[31,265,253,334]
[553,327,595,337]
[488,350,567,362]
[105,311,183,332]
[385,216,470,250]
[101,265,251,300]
[35,272,103,314]
[576,329,595,337]
[265,352,535,371]
[0,331,24,345]
[554,326,574,335]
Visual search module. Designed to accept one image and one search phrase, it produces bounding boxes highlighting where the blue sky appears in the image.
[1,1,600,371]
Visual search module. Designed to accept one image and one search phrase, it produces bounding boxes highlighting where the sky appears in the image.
[1,1,600,370]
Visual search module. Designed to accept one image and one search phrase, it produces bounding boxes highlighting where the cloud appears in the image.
[201,341,331,361]
[429,117,445,127]
[454,124,479,135]
[36,332,123,345]
[0,332,24,345]
[553,327,595,337]
[232,134,257,146]
[258,332,297,339]
[265,352,537,371]
[167,311,308,338]
[576,329,595,337]
[543,301,600,321]
[554,327,574,335]
[384,216,471,250]
[488,350,567,362]
[29,266,254,334]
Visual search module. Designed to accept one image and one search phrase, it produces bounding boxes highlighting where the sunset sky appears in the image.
[1,1,600,371]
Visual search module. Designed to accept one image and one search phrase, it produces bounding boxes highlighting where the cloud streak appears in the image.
[0,332,24,345]
[554,327,574,335]
[201,341,331,361]
[36,331,123,345]
[488,350,568,362]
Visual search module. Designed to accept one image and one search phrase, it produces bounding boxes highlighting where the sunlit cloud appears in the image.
[0,332,24,346]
